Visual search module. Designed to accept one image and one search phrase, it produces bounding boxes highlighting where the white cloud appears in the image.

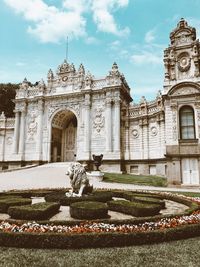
[145,29,156,43]
[4,0,87,43]
[131,51,162,65]
[91,0,130,36]
[4,0,130,43]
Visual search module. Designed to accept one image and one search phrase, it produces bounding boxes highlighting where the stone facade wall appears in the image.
[1,19,200,185]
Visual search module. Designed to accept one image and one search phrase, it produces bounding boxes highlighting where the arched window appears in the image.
[179,106,195,140]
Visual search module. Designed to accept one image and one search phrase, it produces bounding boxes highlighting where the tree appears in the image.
[0,83,18,117]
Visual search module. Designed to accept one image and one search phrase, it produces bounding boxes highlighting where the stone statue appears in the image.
[65,162,92,197]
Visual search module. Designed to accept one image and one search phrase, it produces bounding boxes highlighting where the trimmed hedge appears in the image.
[0,197,32,213]
[107,200,162,217]
[0,189,59,198]
[133,197,166,209]
[8,202,60,220]
[45,191,113,206]
[0,223,200,249]
[70,201,109,219]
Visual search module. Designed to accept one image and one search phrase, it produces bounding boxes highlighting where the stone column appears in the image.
[114,99,121,152]
[13,111,20,154]
[124,120,130,160]
[36,100,44,160]
[0,113,6,161]
[84,94,91,153]
[19,110,26,158]
[105,98,112,152]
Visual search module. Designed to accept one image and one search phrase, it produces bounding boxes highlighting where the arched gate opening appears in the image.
[51,110,77,162]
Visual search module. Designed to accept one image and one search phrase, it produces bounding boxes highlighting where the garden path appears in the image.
[0,163,199,193]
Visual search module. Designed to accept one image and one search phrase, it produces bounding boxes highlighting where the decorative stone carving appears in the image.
[171,104,178,141]
[172,87,199,96]
[85,71,93,89]
[6,137,13,145]
[178,53,191,72]
[150,126,158,136]
[93,107,105,134]
[47,69,54,81]
[27,112,38,141]
[131,128,139,138]
[48,103,80,119]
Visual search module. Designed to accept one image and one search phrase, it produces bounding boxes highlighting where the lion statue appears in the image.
[65,162,92,197]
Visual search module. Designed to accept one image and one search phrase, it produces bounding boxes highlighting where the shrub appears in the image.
[70,201,109,219]
[133,197,166,209]
[0,223,200,249]
[0,189,57,198]
[0,197,32,213]
[107,200,162,217]
[8,202,60,220]
[45,191,113,206]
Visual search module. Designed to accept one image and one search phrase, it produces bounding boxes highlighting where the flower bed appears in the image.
[8,202,60,220]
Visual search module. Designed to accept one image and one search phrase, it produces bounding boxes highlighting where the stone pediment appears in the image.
[170,18,196,46]
[168,82,200,96]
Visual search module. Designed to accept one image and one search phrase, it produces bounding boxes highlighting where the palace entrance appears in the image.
[51,110,77,162]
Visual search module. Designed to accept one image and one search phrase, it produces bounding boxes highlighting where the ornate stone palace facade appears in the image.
[1,19,200,185]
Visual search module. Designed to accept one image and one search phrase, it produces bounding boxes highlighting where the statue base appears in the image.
[87,171,104,183]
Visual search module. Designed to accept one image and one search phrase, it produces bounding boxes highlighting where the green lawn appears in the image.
[0,237,200,267]
[103,172,167,187]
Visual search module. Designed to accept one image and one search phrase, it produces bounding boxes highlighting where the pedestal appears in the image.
[87,171,104,183]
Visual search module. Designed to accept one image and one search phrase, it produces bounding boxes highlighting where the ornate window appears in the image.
[179,106,195,139]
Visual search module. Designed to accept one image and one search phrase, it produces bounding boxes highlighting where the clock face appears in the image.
[178,54,191,72]
[62,76,68,82]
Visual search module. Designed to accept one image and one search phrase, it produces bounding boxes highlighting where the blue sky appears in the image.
[1,0,200,102]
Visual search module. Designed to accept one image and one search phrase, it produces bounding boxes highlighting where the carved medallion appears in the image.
[132,129,139,138]
[178,55,191,72]
[150,126,158,136]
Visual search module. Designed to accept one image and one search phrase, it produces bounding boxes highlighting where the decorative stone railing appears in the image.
[129,100,164,118]
[6,118,15,128]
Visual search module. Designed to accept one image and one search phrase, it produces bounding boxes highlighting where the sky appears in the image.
[1,0,200,102]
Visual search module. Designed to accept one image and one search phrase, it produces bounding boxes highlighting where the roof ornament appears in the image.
[47,69,54,81]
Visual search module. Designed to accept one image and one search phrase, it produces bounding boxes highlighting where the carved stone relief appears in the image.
[178,54,191,72]
[27,112,38,141]
[6,137,13,145]
[150,126,158,137]
[48,103,80,119]
[93,107,105,134]
[171,87,199,96]
[131,128,139,139]
[171,107,178,141]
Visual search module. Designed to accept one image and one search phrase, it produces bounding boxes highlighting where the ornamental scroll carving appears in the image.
[197,110,200,138]
[93,107,105,134]
[27,112,38,141]
[171,105,178,141]
[48,103,80,119]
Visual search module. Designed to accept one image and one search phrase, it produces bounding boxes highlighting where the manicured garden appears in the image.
[0,188,199,249]
[103,172,168,187]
